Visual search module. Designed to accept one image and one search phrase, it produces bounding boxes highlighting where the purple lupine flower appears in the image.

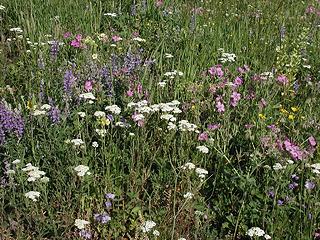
[63,69,76,96]
[267,190,275,199]
[0,102,24,144]
[50,40,59,60]
[291,174,299,182]
[105,193,115,199]
[49,105,61,124]
[230,91,241,107]
[79,229,92,239]
[305,180,315,190]
[0,159,10,187]
[277,199,284,206]
[94,213,111,224]
[288,182,298,190]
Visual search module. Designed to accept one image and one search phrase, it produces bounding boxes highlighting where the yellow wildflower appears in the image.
[280,108,288,114]
[258,113,266,120]
[288,114,295,120]
[99,117,110,126]
[291,107,299,112]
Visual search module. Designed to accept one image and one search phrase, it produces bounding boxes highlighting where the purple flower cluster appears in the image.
[0,102,24,144]
[230,91,241,107]
[63,69,76,96]
[283,139,304,160]
[208,65,224,78]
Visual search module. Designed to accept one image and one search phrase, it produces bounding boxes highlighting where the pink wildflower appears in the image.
[308,136,317,147]
[230,92,241,107]
[208,65,224,78]
[198,132,208,141]
[112,35,122,42]
[277,74,289,85]
[84,81,93,92]
[63,32,72,38]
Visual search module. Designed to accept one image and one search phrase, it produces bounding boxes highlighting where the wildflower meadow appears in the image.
[1,0,320,239]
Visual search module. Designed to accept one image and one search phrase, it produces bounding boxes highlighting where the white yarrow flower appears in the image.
[140,220,156,233]
[247,227,266,237]
[25,191,40,201]
[79,92,95,100]
[74,165,91,177]
[78,112,86,118]
[71,139,85,146]
[196,145,209,154]
[74,219,90,229]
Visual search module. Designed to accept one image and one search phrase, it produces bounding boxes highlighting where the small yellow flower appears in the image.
[280,108,288,114]
[288,114,295,120]
[191,105,196,110]
[99,117,110,126]
[258,113,266,120]
[291,107,299,112]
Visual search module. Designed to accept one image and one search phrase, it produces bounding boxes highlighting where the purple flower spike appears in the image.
[305,180,315,190]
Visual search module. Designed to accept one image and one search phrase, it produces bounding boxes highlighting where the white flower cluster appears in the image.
[310,163,320,175]
[133,37,146,42]
[105,105,121,115]
[94,111,106,118]
[196,145,209,154]
[79,92,95,101]
[10,27,23,33]
[219,52,236,63]
[246,227,271,239]
[180,162,209,180]
[164,70,183,78]
[22,163,48,182]
[178,120,198,132]
[96,129,107,137]
[25,191,41,202]
[32,104,52,116]
[74,165,91,177]
[70,139,85,146]
[0,5,5,10]
[140,220,157,233]
[74,219,90,229]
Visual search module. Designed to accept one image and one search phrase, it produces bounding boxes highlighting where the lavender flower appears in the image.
[49,105,61,124]
[105,193,115,199]
[94,213,111,224]
[50,40,59,60]
[305,180,315,190]
[0,101,24,144]
[79,229,92,239]
[63,69,76,96]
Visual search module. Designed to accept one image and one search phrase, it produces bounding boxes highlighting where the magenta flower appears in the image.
[126,89,134,97]
[84,80,93,92]
[230,91,241,107]
[198,132,208,141]
[277,74,289,85]
[283,139,304,160]
[216,101,225,113]
[233,76,243,87]
[63,32,72,38]
[208,123,220,130]
[137,83,143,94]
[70,34,82,48]
[308,136,317,147]
[208,65,224,78]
